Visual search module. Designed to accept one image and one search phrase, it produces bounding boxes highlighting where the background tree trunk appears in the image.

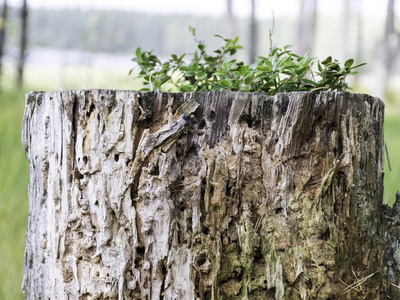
[224,0,236,39]
[340,0,351,61]
[295,0,317,55]
[22,90,395,299]
[249,0,256,63]
[16,0,28,87]
[378,0,398,98]
[354,0,363,86]
[0,0,8,92]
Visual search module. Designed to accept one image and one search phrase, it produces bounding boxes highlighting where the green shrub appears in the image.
[130,28,365,94]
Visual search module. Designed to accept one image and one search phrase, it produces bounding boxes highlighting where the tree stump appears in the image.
[22,90,391,299]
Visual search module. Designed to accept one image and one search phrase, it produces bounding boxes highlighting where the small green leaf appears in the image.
[180,85,193,92]
[213,71,227,77]
[321,56,332,65]
[189,26,196,36]
[350,63,367,70]
[159,76,171,86]
[220,79,232,87]
[265,61,273,69]
[180,66,192,72]
[328,63,340,71]
[301,78,317,86]
[344,59,354,69]
[245,74,254,85]
[198,72,207,79]
[257,66,272,72]
[135,47,142,60]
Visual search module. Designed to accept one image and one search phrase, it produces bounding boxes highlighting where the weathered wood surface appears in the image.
[21,90,391,299]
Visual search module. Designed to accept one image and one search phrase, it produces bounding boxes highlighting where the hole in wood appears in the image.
[213,205,221,213]
[321,228,330,241]
[198,119,206,130]
[195,255,207,267]
[82,156,88,164]
[208,110,216,122]
[130,188,138,207]
[136,245,145,256]
[149,164,159,176]
[125,158,132,167]
[239,114,252,127]
[195,273,200,291]
[74,169,84,180]
[86,246,96,255]
[226,180,235,197]
[114,154,119,162]
[235,269,243,281]
[161,261,167,275]
[202,227,209,235]
[134,257,141,267]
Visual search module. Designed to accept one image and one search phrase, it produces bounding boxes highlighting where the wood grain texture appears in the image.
[22,90,392,299]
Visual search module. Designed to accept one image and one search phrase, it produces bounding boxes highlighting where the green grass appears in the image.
[0,88,30,300]
[23,64,143,91]
[384,112,400,205]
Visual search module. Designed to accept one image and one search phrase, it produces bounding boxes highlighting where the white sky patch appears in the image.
[7,0,391,19]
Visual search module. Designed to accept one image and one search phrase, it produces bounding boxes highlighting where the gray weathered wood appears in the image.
[22,90,392,299]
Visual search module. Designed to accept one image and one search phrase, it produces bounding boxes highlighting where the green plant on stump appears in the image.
[130,27,365,94]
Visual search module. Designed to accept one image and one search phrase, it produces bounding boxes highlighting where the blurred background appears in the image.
[0,0,399,298]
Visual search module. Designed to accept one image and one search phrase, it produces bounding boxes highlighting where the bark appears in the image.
[22,90,395,299]
[16,0,28,87]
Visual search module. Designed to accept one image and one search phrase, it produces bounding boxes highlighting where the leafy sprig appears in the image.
[130,28,365,94]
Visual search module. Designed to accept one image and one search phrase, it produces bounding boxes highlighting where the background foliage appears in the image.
[132,32,365,93]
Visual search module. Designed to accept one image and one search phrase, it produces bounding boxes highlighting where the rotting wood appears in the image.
[21,90,395,299]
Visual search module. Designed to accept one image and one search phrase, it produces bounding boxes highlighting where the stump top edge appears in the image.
[24,89,384,105]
